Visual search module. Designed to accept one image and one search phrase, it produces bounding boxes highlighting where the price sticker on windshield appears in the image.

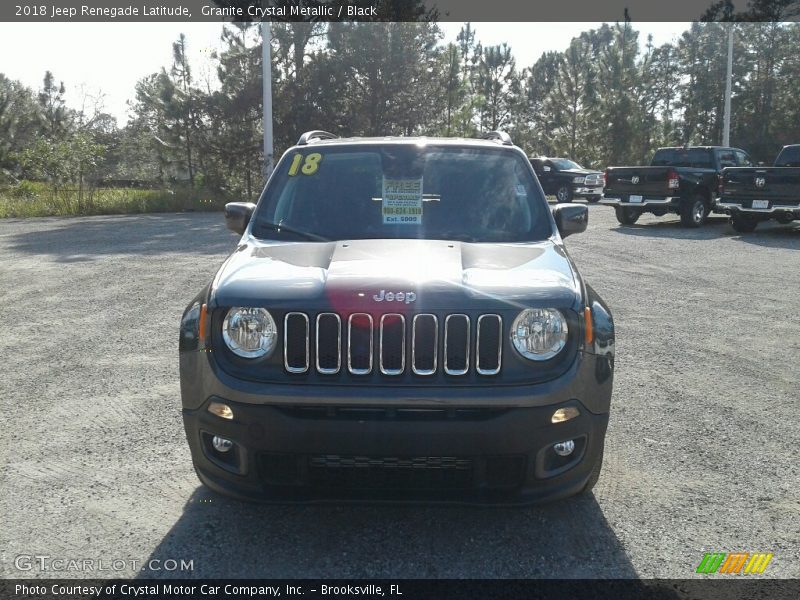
[382,178,423,225]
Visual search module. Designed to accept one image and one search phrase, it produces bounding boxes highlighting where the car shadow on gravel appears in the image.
[731,223,800,249]
[139,486,639,579]
[609,216,730,240]
[4,213,234,261]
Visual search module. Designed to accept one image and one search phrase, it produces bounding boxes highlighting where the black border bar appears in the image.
[2,0,799,22]
[2,579,800,600]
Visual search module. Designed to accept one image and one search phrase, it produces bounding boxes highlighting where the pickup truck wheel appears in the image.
[580,447,604,494]
[614,206,640,225]
[680,196,708,227]
[587,196,601,204]
[556,185,573,203]
[730,213,758,233]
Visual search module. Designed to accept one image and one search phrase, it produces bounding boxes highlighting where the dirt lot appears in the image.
[0,207,797,579]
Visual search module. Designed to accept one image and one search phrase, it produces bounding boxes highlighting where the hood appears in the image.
[211,238,581,311]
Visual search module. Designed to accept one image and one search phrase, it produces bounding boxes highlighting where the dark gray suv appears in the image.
[179,131,615,504]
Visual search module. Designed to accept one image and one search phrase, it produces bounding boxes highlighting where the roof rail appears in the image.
[297,130,338,145]
[482,130,513,146]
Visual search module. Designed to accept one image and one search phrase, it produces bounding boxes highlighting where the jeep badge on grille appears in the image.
[373,290,416,303]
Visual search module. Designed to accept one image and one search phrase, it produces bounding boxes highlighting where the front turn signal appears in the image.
[584,306,594,345]
[198,303,208,343]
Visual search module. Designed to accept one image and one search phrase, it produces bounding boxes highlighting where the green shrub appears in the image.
[0,183,228,218]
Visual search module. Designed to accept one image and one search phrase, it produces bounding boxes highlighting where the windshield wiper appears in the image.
[255,221,330,242]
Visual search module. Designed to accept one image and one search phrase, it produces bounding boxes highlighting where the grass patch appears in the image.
[0,182,228,218]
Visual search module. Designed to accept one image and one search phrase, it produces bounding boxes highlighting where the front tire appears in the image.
[730,213,758,233]
[680,195,708,227]
[556,184,573,203]
[614,206,640,225]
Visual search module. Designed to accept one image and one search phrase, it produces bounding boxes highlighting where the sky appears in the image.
[0,22,690,124]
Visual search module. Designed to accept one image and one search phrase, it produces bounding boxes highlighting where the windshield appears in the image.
[251,145,552,243]
[651,148,713,168]
[551,159,582,170]
[776,146,800,167]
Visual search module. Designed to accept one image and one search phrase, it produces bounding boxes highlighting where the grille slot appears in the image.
[476,314,502,375]
[308,454,474,489]
[412,314,438,375]
[444,314,470,375]
[379,314,406,375]
[278,406,509,421]
[310,455,472,470]
[315,313,341,374]
[347,313,373,375]
[284,312,310,373]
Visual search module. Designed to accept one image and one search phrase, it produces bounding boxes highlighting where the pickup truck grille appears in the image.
[283,312,502,377]
[583,173,602,186]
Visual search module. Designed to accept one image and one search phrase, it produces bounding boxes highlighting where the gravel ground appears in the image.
[0,207,797,580]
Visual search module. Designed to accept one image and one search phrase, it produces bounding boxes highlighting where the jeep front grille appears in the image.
[283,312,503,377]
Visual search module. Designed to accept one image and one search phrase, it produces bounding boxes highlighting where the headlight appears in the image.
[222,307,277,358]
[573,176,585,184]
[511,308,568,361]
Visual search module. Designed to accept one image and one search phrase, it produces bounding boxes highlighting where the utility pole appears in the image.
[722,24,733,147]
[262,15,274,180]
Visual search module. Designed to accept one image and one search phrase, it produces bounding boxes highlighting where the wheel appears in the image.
[581,447,604,494]
[587,196,602,204]
[555,184,573,203]
[680,195,708,227]
[730,213,758,233]
[614,206,640,225]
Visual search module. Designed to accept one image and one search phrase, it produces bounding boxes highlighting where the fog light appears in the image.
[212,436,234,453]
[551,406,580,423]
[208,402,234,420]
[553,440,575,457]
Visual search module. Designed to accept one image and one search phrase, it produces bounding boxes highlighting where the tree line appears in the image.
[1,20,799,204]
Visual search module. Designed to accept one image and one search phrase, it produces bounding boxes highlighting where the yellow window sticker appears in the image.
[288,152,322,176]
[382,178,423,225]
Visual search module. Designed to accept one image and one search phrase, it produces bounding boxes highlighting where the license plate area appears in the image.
[629,195,643,203]
[752,200,769,209]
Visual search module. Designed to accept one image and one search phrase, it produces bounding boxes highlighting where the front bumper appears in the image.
[573,185,603,198]
[180,351,612,505]
[185,398,607,505]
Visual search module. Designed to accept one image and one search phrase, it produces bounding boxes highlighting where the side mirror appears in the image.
[224,202,256,235]
[552,203,588,238]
